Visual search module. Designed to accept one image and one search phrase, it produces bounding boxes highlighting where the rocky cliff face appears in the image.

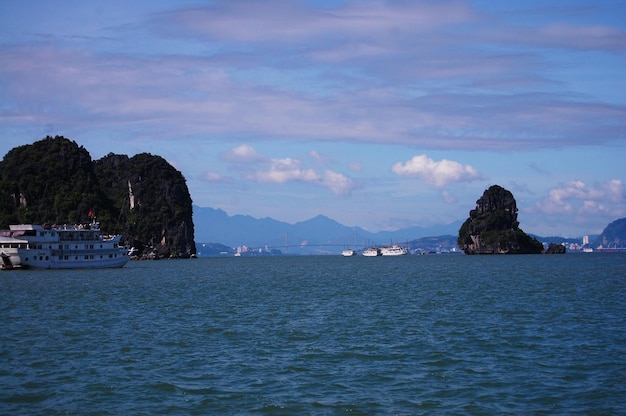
[457,185,543,254]
[0,136,196,258]
[94,152,196,258]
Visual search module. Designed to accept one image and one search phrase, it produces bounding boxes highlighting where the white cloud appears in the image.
[391,154,481,187]
[606,178,625,203]
[536,179,626,216]
[500,22,626,52]
[222,145,356,196]
[0,1,624,154]
[221,144,265,163]
[201,171,233,183]
[442,190,456,204]
[321,170,356,196]
[252,157,320,183]
[308,150,334,167]
[349,162,362,172]
[251,159,356,196]
[160,1,477,45]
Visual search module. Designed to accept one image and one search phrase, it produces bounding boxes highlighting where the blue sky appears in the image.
[1,0,624,237]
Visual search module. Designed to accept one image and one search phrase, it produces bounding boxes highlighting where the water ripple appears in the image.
[1,254,625,414]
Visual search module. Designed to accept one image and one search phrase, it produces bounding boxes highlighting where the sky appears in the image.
[0,0,624,238]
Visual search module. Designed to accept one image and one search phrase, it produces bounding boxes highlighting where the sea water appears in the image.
[1,253,625,415]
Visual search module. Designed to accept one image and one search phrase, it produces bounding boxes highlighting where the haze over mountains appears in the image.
[193,205,463,249]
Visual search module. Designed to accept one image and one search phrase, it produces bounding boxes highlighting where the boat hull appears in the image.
[1,251,21,269]
[17,250,129,269]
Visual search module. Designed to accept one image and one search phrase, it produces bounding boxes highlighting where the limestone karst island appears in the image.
[0,136,196,262]
[457,185,549,255]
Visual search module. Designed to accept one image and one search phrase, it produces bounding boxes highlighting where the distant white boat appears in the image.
[362,247,382,257]
[380,245,408,256]
[341,249,356,257]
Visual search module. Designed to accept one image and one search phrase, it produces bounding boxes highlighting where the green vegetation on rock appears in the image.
[458,185,543,254]
[0,136,196,258]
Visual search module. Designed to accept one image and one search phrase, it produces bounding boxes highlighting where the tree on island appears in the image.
[457,185,544,254]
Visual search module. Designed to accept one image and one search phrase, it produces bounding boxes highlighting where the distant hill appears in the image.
[193,205,463,252]
[596,218,626,248]
[529,235,596,245]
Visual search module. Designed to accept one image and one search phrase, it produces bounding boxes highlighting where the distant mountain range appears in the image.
[193,205,463,250]
[192,206,622,256]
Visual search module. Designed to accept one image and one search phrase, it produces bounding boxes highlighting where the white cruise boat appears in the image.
[0,221,129,269]
[380,245,408,256]
[362,247,382,257]
[0,233,27,269]
[341,249,356,257]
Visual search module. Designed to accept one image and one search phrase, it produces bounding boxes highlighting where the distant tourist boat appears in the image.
[380,245,408,256]
[362,247,382,257]
[0,221,129,269]
[341,248,356,257]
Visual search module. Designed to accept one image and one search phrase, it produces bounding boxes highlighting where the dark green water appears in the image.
[1,254,625,415]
